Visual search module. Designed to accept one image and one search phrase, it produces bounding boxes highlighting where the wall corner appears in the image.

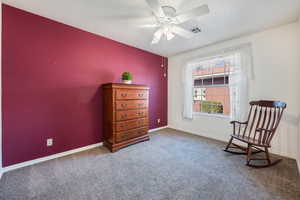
[0,2,3,173]
[0,169,3,180]
[298,14,300,175]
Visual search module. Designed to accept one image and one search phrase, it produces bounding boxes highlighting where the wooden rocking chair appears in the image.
[224,100,287,168]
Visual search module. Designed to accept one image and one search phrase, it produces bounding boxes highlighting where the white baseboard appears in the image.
[168,126,228,143]
[1,126,167,176]
[3,142,103,174]
[148,125,168,133]
[169,126,299,161]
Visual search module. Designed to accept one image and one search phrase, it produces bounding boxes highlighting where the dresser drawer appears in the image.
[116,100,148,110]
[116,127,148,143]
[116,89,148,100]
[116,109,147,121]
[116,118,148,132]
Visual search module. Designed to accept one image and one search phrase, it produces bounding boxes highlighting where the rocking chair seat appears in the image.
[231,134,270,147]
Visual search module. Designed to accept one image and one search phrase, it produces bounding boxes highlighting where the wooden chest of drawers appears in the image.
[102,83,150,152]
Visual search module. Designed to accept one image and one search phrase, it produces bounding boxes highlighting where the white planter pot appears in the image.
[122,80,132,84]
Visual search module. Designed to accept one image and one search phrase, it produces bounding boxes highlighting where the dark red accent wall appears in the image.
[2,4,168,167]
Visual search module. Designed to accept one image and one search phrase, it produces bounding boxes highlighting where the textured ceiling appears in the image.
[3,0,300,57]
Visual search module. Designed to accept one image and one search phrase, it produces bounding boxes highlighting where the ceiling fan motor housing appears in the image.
[162,6,177,17]
[157,6,179,26]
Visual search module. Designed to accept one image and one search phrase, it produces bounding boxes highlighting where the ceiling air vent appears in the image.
[191,27,201,33]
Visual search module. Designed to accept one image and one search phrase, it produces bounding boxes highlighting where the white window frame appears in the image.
[192,54,236,118]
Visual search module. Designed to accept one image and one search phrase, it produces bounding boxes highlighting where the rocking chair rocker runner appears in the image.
[224,100,287,168]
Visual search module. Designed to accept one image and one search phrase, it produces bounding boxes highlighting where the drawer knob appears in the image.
[138,93,144,97]
[121,104,127,107]
[121,93,128,97]
[121,114,128,118]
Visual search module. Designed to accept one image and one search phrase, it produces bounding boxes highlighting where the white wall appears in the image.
[297,16,300,170]
[0,2,2,178]
[168,22,300,159]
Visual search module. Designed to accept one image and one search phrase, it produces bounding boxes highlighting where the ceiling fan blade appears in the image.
[176,4,209,24]
[139,24,159,28]
[172,26,194,38]
[102,16,157,28]
[145,0,165,17]
[109,16,156,25]
[151,28,163,44]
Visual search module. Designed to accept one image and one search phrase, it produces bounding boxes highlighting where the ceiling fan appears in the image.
[142,0,210,44]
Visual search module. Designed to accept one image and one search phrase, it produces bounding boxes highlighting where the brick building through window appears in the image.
[192,56,234,115]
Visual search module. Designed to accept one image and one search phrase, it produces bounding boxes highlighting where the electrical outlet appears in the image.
[47,138,53,147]
[157,118,161,124]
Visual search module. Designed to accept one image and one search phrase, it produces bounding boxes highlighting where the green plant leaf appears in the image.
[122,72,133,80]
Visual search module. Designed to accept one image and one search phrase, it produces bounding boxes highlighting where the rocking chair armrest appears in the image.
[256,128,273,133]
[230,121,248,125]
[231,121,248,135]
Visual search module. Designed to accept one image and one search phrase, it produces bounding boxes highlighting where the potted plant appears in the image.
[122,72,133,84]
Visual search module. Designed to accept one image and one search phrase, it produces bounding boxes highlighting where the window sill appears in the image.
[193,112,230,119]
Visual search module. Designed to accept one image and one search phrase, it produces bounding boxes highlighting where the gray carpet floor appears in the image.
[0,128,299,200]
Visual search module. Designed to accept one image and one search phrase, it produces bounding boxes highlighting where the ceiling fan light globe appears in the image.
[166,32,175,40]
[151,36,159,44]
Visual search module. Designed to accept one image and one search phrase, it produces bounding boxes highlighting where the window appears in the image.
[183,44,252,120]
[192,54,235,115]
